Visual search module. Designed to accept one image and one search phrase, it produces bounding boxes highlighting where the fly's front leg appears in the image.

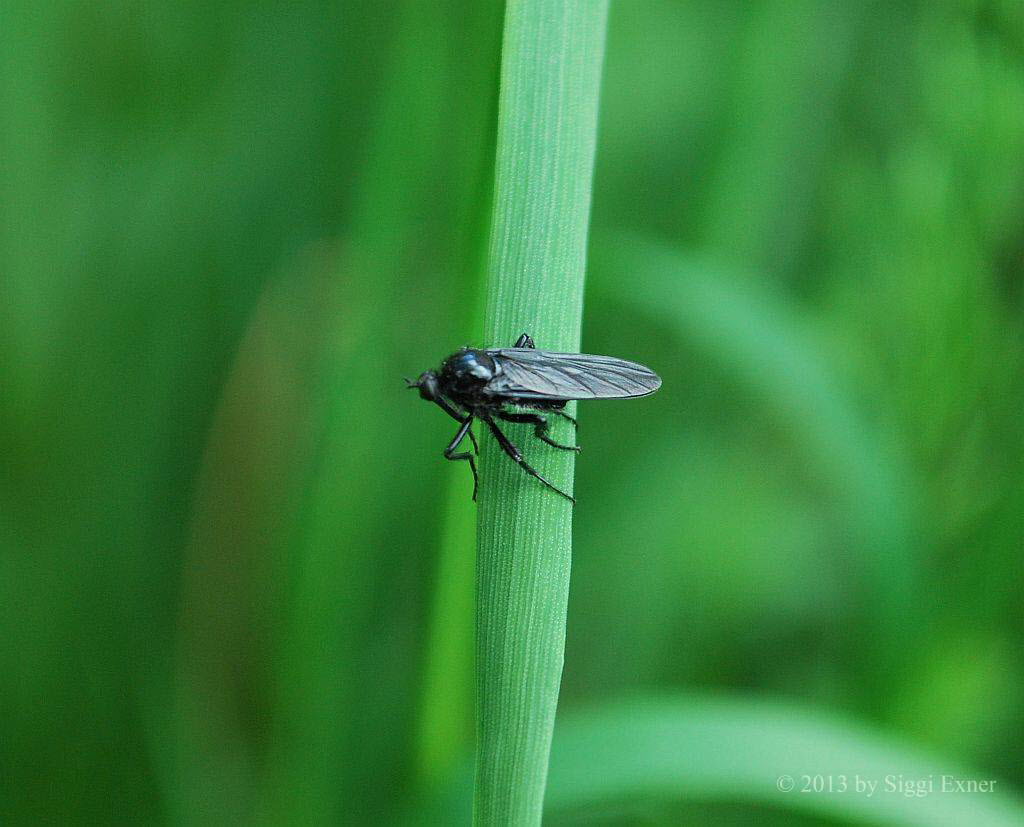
[444,416,478,500]
[496,411,580,452]
[482,415,575,504]
[433,395,467,424]
[434,398,479,452]
[513,333,535,349]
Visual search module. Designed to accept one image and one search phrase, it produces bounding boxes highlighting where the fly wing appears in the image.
[483,348,662,401]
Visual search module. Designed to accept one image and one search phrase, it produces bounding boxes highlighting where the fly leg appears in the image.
[496,411,580,452]
[482,415,575,504]
[523,400,577,428]
[549,410,577,429]
[513,333,536,348]
[433,396,478,453]
[444,416,478,500]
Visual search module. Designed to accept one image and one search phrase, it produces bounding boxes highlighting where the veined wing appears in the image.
[483,348,662,400]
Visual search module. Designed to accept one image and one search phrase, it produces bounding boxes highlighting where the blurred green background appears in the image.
[3,2,1023,824]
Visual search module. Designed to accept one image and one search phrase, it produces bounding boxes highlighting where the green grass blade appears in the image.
[589,236,922,703]
[546,695,1024,826]
[474,1,609,823]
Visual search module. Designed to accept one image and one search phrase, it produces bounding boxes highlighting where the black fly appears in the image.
[407,333,661,503]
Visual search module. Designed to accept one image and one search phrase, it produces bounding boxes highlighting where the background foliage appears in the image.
[2,1,1023,824]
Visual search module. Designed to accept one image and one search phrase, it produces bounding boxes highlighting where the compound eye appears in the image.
[417,372,439,400]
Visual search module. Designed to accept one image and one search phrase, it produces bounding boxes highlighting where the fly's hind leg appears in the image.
[496,411,580,452]
[482,415,575,504]
[444,416,478,500]
[524,399,577,428]
[549,409,577,429]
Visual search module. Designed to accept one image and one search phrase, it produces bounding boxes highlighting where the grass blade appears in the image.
[474,1,609,823]
[546,695,1024,826]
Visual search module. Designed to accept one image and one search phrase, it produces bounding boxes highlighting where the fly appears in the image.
[406,333,661,503]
